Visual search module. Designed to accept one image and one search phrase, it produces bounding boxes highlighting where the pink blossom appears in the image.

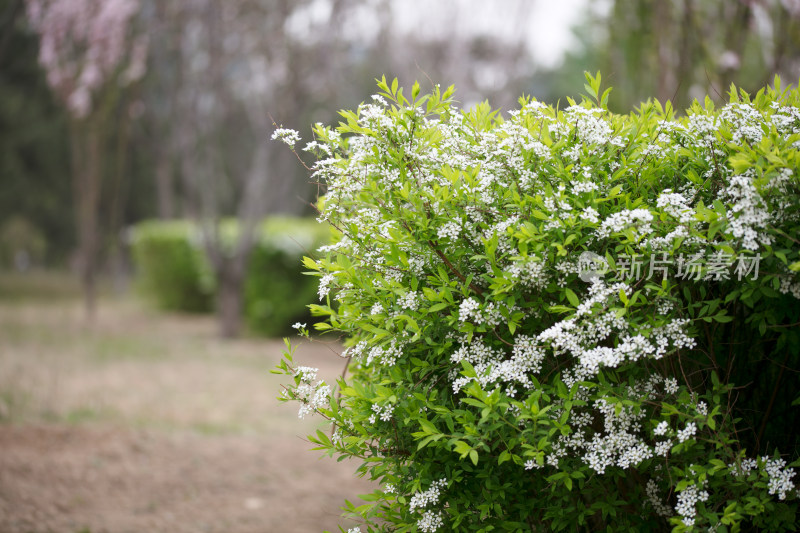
[25,0,146,118]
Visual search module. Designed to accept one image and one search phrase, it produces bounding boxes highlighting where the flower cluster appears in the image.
[368,402,395,424]
[595,208,654,239]
[407,478,447,532]
[677,422,697,443]
[293,366,330,419]
[409,478,448,512]
[271,127,301,148]
[729,456,798,500]
[646,478,673,517]
[675,483,710,527]
[718,171,773,251]
[417,510,444,533]
[765,457,797,500]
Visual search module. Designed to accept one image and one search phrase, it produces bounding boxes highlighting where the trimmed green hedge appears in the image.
[129,220,213,313]
[245,218,329,336]
[130,217,327,336]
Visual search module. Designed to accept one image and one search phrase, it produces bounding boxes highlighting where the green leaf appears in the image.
[417,434,444,450]
[714,312,733,323]
[618,288,628,306]
[412,80,421,101]
[418,418,439,435]
[452,440,472,457]
[565,288,580,307]
[302,256,320,270]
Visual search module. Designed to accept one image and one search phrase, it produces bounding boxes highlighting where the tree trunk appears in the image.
[216,258,245,339]
[654,0,674,105]
[155,152,175,219]
[72,118,102,321]
[107,99,134,294]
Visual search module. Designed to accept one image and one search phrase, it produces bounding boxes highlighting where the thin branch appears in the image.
[428,240,485,296]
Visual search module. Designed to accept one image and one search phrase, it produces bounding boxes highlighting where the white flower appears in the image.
[596,208,654,239]
[508,258,548,289]
[271,127,301,147]
[718,171,773,251]
[654,440,671,456]
[524,459,542,470]
[664,377,679,395]
[409,478,447,512]
[572,181,599,194]
[654,421,669,436]
[656,189,695,224]
[764,457,796,500]
[295,366,318,382]
[677,422,697,443]
[675,484,704,524]
[417,510,444,532]
[292,322,306,330]
[295,371,330,419]
[579,206,600,224]
[318,274,334,300]
[380,403,395,422]
[646,479,672,517]
[398,291,420,311]
[437,221,461,241]
[458,297,480,323]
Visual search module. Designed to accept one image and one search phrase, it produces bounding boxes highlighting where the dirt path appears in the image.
[0,293,372,533]
[0,425,370,533]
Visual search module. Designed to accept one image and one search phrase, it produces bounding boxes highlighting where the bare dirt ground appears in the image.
[0,278,373,533]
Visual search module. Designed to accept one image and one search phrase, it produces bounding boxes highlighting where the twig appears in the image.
[428,240,485,296]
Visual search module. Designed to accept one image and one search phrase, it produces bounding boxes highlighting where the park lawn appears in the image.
[0,271,371,533]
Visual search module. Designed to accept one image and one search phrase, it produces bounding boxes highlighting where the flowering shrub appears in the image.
[275,74,800,531]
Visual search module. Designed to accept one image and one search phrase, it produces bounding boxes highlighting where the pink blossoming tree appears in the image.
[25,0,147,317]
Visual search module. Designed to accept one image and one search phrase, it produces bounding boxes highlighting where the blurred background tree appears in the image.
[0,0,71,268]
[134,0,543,336]
[20,0,147,318]
[540,0,800,112]
[2,0,798,336]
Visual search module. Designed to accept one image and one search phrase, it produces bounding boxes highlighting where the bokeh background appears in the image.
[1,0,799,531]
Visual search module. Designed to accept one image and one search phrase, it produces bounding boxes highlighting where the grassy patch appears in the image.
[0,270,83,301]
[0,277,341,436]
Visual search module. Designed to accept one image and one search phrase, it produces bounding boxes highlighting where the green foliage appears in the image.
[0,215,47,268]
[0,3,72,264]
[244,218,330,336]
[130,217,328,335]
[129,220,214,313]
[276,75,800,532]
